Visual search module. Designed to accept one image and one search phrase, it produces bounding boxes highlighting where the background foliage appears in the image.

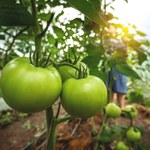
[0,0,150,106]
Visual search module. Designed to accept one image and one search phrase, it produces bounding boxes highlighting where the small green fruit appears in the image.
[126,127,141,141]
[116,141,129,150]
[124,105,138,119]
[105,103,121,118]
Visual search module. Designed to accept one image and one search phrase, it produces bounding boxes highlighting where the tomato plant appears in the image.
[105,103,121,118]
[61,75,107,118]
[0,0,149,150]
[126,127,142,141]
[1,57,62,113]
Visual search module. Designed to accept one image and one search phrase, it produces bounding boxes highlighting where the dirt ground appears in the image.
[0,103,150,150]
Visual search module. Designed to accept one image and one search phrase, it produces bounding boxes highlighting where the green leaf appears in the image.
[128,91,144,103]
[38,13,51,21]
[16,34,34,41]
[86,43,103,57]
[88,0,100,11]
[53,26,65,39]
[95,127,112,142]
[137,50,147,65]
[82,56,100,76]
[0,3,33,26]
[1,0,16,4]
[116,63,141,79]
[136,30,146,37]
[67,0,106,25]
[0,34,5,40]
[47,34,56,45]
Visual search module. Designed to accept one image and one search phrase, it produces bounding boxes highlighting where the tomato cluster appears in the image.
[0,57,107,118]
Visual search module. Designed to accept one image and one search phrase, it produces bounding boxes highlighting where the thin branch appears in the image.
[0,47,6,51]
[3,26,29,64]
[57,115,74,124]
[7,26,30,52]
[39,13,55,38]
[1,28,13,37]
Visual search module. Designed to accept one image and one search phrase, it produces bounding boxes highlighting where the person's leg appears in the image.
[117,93,126,109]
[112,92,116,103]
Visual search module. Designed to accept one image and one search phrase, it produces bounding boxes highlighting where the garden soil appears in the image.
[0,103,150,150]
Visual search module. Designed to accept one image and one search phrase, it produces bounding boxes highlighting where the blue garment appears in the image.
[106,66,127,94]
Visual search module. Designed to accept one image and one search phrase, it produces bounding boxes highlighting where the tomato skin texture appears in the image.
[1,57,62,113]
[61,76,107,118]
[58,66,77,83]
[105,103,121,118]
[116,141,129,150]
[126,127,141,141]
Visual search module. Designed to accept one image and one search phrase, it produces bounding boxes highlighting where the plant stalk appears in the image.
[30,0,41,66]
[47,118,57,150]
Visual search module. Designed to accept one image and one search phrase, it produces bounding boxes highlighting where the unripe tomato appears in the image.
[126,127,141,141]
[105,103,121,118]
[58,66,77,83]
[116,141,129,150]
[61,76,107,118]
[1,57,62,113]
[124,105,138,119]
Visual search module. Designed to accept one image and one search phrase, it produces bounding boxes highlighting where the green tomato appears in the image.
[61,75,107,118]
[58,65,77,83]
[116,141,129,150]
[1,57,62,113]
[124,105,138,119]
[105,103,121,118]
[126,127,141,141]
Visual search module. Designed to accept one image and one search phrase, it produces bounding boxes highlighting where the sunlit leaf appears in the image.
[116,63,141,79]
[136,30,146,37]
[137,50,147,65]
[67,0,106,25]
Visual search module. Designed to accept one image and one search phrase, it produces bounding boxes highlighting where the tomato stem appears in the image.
[54,62,88,79]
[57,115,74,124]
[47,118,57,150]
[30,0,42,66]
[46,107,53,133]
[94,111,108,150]
[46,105,73,150]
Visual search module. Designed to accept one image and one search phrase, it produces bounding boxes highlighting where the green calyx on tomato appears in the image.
[57,65,77,83]
[1,57,62,113]
[116,141,129,150]
[61,75,107,118]
[124,105,138,119]
[105,103,121,118]
[126,127,142,141]
[57,62,88,83]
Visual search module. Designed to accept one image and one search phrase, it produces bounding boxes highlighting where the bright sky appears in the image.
[111,0,150,39]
